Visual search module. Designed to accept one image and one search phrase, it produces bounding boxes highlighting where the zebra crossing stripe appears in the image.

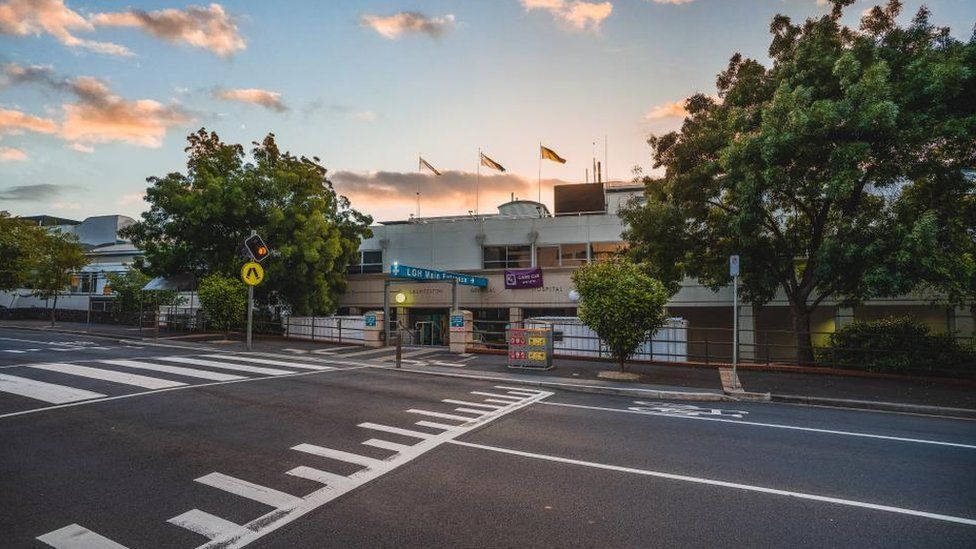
[167,509,242,540]
[100,359,245,382]
[414,420,461,431]
[470,391,522,401]
[407,409,480,422]
[36,523,129,548]
[361,438,413,453]
[0,373,106,404]
[357,422,435,440]
[286,466,352,487]
[195,473,302,509]
[453,407,490,416]
[25,363,185,390]
[292,443,384,468]
[155,356,292,376]
[200,354,333,371]
[441,399,503,409]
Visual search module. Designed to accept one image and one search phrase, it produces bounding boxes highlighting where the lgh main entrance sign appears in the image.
[390,263,488,288]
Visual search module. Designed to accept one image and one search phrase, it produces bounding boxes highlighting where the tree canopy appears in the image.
[621,0,976,363]
[572,258,670,372]
[124,129,373,316]
[0,213,46,292]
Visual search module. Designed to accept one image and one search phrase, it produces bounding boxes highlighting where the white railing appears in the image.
[524,316,688,362]
[285,315,365,344]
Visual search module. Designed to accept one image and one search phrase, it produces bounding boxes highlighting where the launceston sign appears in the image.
[390,263,489,288]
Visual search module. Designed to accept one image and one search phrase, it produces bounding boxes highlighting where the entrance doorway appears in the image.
[410,308,449,346]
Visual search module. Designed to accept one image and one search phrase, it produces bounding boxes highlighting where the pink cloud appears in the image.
[213,88,287,112]
[644,100,688,120]
[522,0,613,32]
[360,11,455,39]
[0,107,59,135]
[91,4,245,57]
[0,0,131,56]
[0,145,27,161]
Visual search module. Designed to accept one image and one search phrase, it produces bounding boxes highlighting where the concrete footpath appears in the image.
[2,320,974,417]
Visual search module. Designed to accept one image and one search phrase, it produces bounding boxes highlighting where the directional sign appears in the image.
[241,261,265,286]
[390,263,488,288]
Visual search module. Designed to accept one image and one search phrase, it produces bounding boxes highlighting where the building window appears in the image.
[559,243,589,267]
[69,272,98,294]
[536,246,559,268]
[591,242,627,262]
[482,245,532,269]
[348,250,383,274]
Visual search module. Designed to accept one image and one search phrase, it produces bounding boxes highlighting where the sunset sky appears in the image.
[1,0,974,222]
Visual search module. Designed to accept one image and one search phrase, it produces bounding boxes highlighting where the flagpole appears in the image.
[537,141,542,203]
[476,148,481,216]
[417,153,421,218]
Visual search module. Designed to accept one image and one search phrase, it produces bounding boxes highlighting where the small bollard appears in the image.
[395,329,402,368]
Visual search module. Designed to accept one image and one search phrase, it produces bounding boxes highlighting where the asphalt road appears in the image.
[0,327,974,548]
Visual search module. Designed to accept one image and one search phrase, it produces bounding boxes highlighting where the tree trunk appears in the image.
[790,306,815,365]
[50,293,58,327]
[619,354,626,373]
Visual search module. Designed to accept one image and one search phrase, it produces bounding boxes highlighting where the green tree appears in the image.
[197,273,246,338]
[123,129,373,315]
[621,0,976,363]
[31,231,89,326]
[106,268,182,315]
[571,258,670,372]
[0,213,46,291]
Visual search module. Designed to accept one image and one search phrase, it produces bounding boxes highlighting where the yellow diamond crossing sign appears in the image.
[241,261,264,286]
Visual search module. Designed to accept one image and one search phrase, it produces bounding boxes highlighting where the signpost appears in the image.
[389,262,488,288]
[241,231,270,351]
[729,254,740,390]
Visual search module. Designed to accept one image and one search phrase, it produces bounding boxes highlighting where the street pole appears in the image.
[246,284,254,351]
[732,273,739,390]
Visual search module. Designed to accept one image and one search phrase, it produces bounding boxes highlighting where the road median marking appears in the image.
[447,439,976,527]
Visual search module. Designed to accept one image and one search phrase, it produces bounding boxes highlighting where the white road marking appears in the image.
[201,354,333,371]
[0,365,369,421]
[0,373,105,404]
[484,398,519,405]
[186,388,552,549]
[431,361,467,368]
[168,509,241,540]
[541,401,976,450]
[3,349,26,353]
[470,391,522,401]
[156,356,293,376]
[357,422,435,440]
[100,359,245,382]
[195,473,302,509]
[415,420,461,431]
[448,439,976,527]
[286,466,352,487]
[407,409,480,422]
[335,347,394,358]
[26,363,185,390]
[36,523,129,548]
[454,407,490,416]
[505,390,539,397]
[397,348,442,359]
[292,443,384,468]
[441,399,503,409]
[283,348,309,354]
[361,438,413,453]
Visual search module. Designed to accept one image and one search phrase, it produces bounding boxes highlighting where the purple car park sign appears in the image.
[504,267,543,289]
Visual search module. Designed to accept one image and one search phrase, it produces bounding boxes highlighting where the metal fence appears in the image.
[283,316,365,345]
[468,317,976,379]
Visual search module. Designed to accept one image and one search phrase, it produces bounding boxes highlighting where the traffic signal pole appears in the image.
[246,284,254,351]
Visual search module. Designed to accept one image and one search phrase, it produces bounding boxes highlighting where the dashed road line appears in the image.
[36,523,129,549]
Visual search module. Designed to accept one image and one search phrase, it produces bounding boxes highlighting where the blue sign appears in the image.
[450,314,464,328]
[390,263,488,288]
[364,314,377,327]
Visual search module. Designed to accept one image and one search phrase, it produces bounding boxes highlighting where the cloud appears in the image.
[354,110,377,122]
[644,100,688,120]
[522,0,612,32]
[0,183,76,201]
[116,192,145,206]
[91,4,245,57]
[360,11,455,39]
[0,106,59,135]
[0,0,132,56]
[67,142,93,153]
[0,145,26,161]
[1,63,191,148]
[648,0,695,4]
[212,88,287,112]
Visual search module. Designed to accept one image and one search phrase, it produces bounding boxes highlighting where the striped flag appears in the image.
[540,145,566,164]
[419,156,441,176]
[480,152,506,172]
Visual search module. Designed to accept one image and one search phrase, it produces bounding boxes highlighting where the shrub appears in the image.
[197,273,247,337]
[821,316,976,377]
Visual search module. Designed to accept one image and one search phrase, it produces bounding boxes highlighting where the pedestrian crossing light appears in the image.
[244,234,270,262]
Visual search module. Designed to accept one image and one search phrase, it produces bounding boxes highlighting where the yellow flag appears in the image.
[540,145,566,164]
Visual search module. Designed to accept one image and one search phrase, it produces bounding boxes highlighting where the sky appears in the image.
[0,0,974,223]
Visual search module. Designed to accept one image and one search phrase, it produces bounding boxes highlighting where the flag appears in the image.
[480,152,506,172]
[419,156,441,176]
[540,145,566,164]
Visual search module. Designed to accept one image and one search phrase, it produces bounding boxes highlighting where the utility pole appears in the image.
[730,254,740,390]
